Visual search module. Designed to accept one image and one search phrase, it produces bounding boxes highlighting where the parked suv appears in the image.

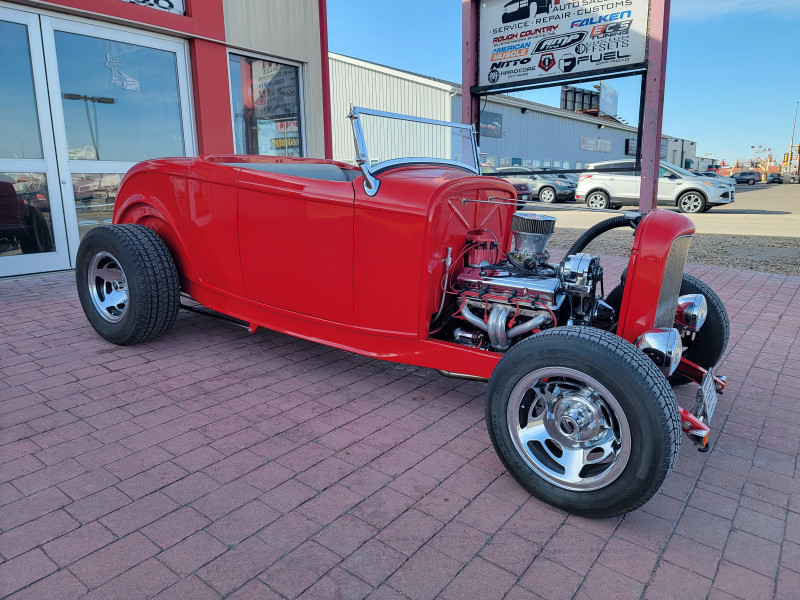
[482,166,532,210]
[497,166,577,203]
[575,160,735,213]
[732,171,762,185]
[766,173,783,184]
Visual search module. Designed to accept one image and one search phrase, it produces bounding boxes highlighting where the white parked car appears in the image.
[575,160,735,213]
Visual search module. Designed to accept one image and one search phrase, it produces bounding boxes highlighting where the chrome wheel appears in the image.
[506,367,631,491]
[539,187,556,203]
[586,192,609,209]
[88,251,128,323]
[678,192,704,213]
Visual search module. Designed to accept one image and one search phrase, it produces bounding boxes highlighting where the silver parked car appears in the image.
[497,166,577,203]
[575,160,735,213]
[695,171,737,187]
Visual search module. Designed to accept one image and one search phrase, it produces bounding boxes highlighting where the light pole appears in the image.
[61,93,116,159]
[790,101,799,175]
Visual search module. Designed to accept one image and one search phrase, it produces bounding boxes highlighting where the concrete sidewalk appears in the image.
[1,261,799,600]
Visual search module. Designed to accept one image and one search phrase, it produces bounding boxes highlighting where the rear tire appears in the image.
[76,224,180,345]
[748,179,755,185]
[586,191,610,210]
[486,327,680,518]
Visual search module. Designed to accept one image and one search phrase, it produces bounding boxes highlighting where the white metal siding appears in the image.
[329,55,453,164]
[453,96,643,167]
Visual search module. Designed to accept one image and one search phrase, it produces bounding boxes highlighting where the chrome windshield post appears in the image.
[348,108,380,196]
[347,106,480,198]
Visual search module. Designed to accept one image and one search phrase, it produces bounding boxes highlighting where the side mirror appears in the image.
[668,173,678,180]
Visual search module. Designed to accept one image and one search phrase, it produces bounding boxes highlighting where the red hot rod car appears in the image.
[76,107,728,518]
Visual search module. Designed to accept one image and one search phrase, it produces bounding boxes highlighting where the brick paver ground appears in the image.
[1,259,799,599]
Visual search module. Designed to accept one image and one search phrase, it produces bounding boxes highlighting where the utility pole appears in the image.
[790,101,799,175]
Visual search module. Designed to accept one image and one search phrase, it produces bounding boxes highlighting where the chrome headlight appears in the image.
[675,294,707,331]
[635,328,682,376]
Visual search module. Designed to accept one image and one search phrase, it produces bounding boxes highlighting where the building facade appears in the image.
[0,0,330,278]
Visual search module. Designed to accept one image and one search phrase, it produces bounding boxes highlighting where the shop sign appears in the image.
[480,111,504,139]
[118,0,185,16]
[581,136,611,152]
[250,61,299,121]
[478,0,649,87]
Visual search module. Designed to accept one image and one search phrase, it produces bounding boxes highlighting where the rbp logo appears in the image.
[559,54,576,73]
[538,53,556,72]
[488,69,500,83]
[533,31,586,53]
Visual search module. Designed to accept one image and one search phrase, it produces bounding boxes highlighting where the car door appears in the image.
[605,161,639,205]
[236,165,356,324]
[657,165,682,204]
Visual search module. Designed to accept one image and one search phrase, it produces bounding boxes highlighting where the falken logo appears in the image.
[571,11,632,28]
[533,31,586,52]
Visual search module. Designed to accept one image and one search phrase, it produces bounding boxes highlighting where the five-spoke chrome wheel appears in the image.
[88,251,128,323]
[507,367,630,491]
[586,191,610,209]
[678,192,705,214]
[539,187,556,204]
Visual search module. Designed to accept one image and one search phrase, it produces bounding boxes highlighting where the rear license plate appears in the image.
[697,368,718,425]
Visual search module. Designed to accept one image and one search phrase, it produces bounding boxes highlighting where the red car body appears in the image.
[112,154,693,379]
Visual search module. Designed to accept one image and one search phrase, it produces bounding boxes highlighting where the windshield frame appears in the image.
[348,106,480,196]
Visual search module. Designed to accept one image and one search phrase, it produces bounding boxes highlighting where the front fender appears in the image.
[617,210,695,342]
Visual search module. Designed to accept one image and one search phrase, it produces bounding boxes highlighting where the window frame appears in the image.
[226,48,306,158]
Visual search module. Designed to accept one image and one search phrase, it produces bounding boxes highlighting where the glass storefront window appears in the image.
[229,54,303,157]
[0,21,43,159]
[54,31,185,161]
[0,173,54,257]
[72,173,123,239]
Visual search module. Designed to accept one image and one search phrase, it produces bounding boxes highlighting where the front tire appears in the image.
[586,191,610,210]
[486,327,680,518]
[677,191,705,214]
[76,224,180,345]
[538,186,557,204]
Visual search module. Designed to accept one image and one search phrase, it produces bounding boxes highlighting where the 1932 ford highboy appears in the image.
[76,108,729,518]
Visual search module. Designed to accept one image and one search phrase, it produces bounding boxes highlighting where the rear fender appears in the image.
[114,195,200,285]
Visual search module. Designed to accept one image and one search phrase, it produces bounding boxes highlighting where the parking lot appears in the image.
[533,182,800,237]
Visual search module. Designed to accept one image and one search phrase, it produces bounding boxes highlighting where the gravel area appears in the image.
[550,227,800,276]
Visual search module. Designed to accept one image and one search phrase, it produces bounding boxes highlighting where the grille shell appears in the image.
[654,235,692,329]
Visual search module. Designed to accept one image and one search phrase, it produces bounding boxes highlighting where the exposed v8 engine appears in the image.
[438,213,612,351]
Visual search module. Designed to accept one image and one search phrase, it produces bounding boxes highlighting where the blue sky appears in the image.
[327,0,800,166]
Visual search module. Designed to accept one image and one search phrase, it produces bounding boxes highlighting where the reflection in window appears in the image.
[0,21,43,159]
[72,173,123,239]
[229,54,303,157]
[0,173,54,257]
[54,32,184,161]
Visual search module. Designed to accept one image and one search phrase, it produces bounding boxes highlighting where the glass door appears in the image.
[40,15,195,262]
[0,8,70,277]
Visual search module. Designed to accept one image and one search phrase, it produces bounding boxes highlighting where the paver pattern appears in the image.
[1,258,799,599]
